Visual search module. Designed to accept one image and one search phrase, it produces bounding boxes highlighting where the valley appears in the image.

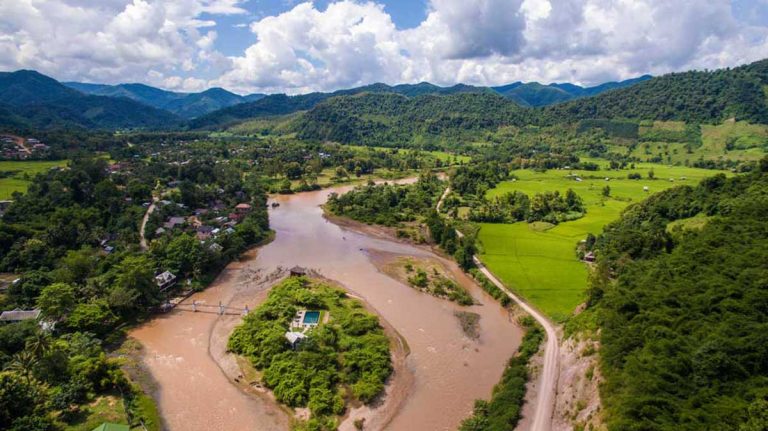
[0,54,767,431]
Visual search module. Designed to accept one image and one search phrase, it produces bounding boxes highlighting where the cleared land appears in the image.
[617,120,767,164]
[0,160,67,199]
[478,161,728,321]
[346,145,472,163]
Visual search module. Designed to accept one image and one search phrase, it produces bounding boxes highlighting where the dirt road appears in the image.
[139,197,158,250]
[438,186,559,431]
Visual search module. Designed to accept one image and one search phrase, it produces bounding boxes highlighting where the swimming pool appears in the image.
[302,311,320,325]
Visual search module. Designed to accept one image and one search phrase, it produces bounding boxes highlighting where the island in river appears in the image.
[129,180,524,431]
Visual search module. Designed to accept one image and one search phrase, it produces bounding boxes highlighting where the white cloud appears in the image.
[0,0,766,94]
[0,0,246,84]
[216,0,768,94]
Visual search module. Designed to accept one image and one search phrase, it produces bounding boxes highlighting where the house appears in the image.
[235,203,252,214]
[163,216,186,229]
[155,227,166,236]
[284,331,306,349]
[290,266,308,277]
[197,225,214,241]
[209,243,223,253]
[0,308,41,323]
[155,271,177,291]
[583,251,596,263]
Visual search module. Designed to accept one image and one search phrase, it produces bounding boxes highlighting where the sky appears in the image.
[0,0,767,95]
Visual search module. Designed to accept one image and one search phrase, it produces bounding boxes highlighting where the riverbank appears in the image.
[208,269,415,431]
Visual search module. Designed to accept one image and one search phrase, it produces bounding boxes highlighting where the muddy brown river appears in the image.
[130,182,523,431]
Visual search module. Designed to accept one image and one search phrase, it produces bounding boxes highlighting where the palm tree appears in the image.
[4,350,39,384]
[26,331,51,360]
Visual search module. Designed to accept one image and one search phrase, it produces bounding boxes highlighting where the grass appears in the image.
[346,145,471,163]
[62,393,128,431]
[478,161,729,321]
[626,120,767,164]
[0,160,67,199]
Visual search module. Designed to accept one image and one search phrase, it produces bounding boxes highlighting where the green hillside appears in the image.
[588,164,768,431]
[0,71,180,130]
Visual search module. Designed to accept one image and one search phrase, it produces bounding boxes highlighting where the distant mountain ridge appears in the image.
[63,82,266,119]
[0,70,180,130]
[491,75,652,107]
[189,81,498,129]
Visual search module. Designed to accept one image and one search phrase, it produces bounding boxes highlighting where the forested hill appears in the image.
[292,92,537,147]
[0,70,181,130]
[587,160,768,430]
[492,75,651,107]
[188,82,491,129]
[65,82,266,119]
[546,59,768,124]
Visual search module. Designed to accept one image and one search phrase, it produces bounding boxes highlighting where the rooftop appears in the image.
[0,308,41,322]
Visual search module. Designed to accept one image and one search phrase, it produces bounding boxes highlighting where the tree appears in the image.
[36,283,76,320]
[284,162,303,180]
[647,168,655,179]
[4,351,38,384]
[113,255,158,306]
[162,234,202,277]
[65,300,117,336]
[740,399,768,431]
[0,371,44,428]
[602,185,611,197]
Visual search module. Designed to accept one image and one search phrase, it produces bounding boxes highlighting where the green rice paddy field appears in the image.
[0,160,67,199]
[478,161,729,321]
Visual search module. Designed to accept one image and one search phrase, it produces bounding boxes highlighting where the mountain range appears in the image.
[0,70,179,131]
[63,82,266,119]
[491,75,652,107]
[0,68,659,131]
[2,59,767,133]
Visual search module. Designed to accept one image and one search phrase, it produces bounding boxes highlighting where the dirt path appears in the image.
[436,186,451,212]
[139,196,158,251]
[439,186,559,431]
[473,259,559,431]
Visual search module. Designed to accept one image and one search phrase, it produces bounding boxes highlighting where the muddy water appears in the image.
[130,183,523,431]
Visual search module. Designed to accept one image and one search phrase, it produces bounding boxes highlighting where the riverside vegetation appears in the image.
[228,276,391,431]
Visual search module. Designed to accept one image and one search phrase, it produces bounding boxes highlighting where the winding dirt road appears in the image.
[438,186,559,431]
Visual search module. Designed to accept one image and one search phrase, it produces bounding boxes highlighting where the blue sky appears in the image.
[208,0,429,56]
[1,0,767,94]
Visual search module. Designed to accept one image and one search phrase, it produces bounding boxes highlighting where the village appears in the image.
[0,134,50,159]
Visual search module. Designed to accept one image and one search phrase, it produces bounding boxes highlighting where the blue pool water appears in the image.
[303,311,320,324]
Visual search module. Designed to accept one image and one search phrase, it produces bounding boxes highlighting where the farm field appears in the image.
[478,160,729,321]
[0,160,67,199]
[347,145,472,163]
[620,120,767,164]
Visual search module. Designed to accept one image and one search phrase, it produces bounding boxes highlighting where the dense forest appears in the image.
[586,158,768,430]
[325,172,444,226]
[547,59,768,124]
